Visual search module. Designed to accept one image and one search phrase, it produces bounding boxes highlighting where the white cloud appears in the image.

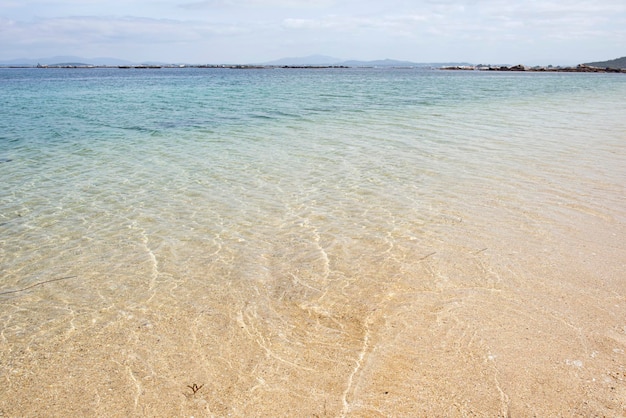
[0,0,624,64]
[282,18,331,30]
[179,0,337,10]
[3,15,247,41]
[0,15,252,60]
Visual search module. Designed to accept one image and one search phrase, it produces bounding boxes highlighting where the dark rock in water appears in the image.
[0,158,12,163]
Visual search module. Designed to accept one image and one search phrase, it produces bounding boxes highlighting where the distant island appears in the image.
[1,55,625,72]
[441,63,626,73]
[583,56,626,69]
[441,56,626,73]
[1,58,470,69]
[0,54,473,69]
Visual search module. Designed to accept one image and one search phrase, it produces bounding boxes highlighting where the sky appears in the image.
[1,0,625,65]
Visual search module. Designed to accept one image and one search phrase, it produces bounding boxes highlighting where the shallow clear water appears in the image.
[1,67,625,416]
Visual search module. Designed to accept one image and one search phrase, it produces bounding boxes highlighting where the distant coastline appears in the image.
[2,63,624,73]
[0,64,352,70]
[2,55,625,72]
[440,64,626,73]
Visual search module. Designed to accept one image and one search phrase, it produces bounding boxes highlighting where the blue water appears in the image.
[1,65,625,306]
[1,67,625,416]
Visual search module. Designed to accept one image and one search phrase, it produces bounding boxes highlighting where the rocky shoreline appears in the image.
[441,64,626,73]
[4,63,625,73]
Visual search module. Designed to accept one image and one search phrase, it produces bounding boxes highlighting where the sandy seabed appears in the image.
[1,194,625,418]
[2,65,626,417]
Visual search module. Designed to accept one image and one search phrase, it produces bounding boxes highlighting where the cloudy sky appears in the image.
[1,0,625,64]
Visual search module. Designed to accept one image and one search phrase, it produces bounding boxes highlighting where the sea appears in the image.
[1,67,625,417]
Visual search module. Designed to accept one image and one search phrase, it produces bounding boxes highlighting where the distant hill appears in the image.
[0,56,134,66]
[262,55,342,66]
[583,56,626,69]
[262,56,474,68]
[340,59,473,68]
[340,59,420,67]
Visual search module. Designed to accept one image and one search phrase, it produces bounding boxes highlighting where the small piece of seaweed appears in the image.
[187,383,204,394]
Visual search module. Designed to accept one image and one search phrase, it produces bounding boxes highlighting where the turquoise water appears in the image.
[1,68,625,415]
[2,68,624,291]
